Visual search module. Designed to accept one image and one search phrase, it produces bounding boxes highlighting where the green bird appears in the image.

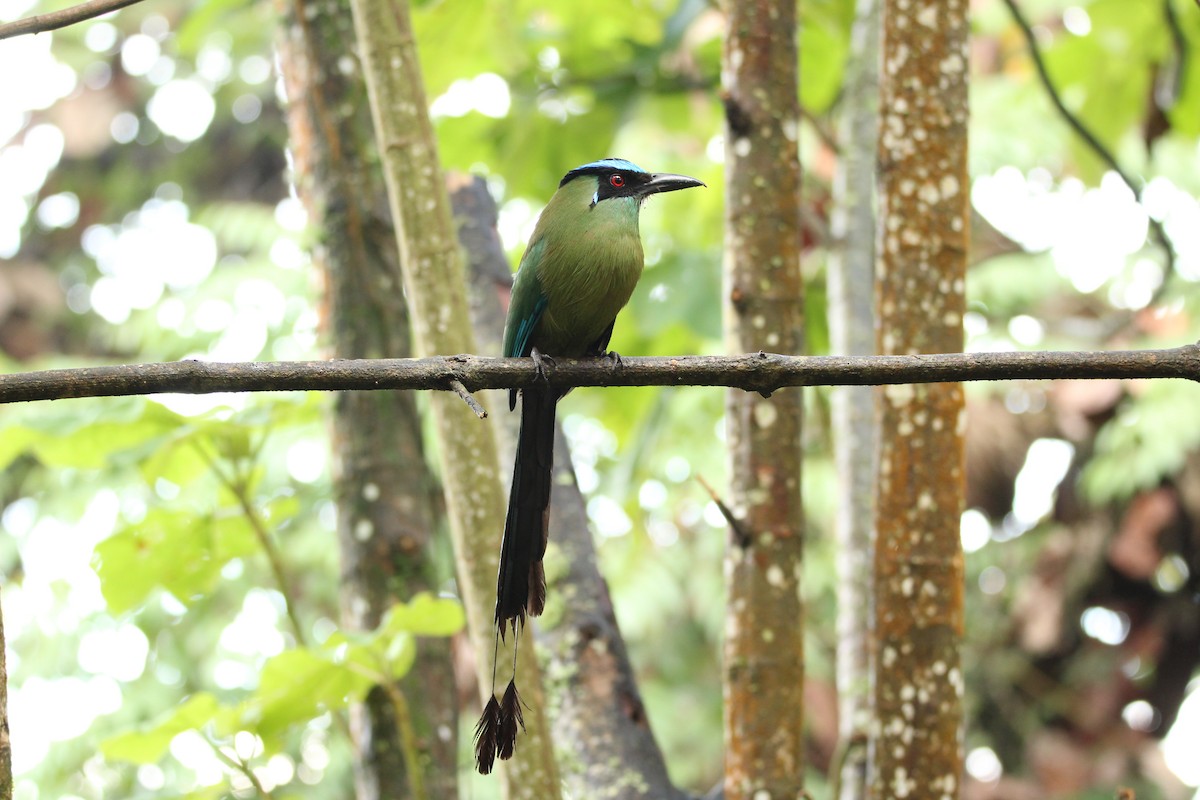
[475,158,704,774]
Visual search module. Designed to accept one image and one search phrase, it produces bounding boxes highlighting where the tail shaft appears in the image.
[495,384,557,634]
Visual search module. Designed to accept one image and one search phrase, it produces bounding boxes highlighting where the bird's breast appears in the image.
[534,226,643,357]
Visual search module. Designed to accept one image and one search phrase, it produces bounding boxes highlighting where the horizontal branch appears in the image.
[0,0,144,40]
[1,346,1198,406]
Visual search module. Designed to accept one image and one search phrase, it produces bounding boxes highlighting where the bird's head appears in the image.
[560,158,705,209]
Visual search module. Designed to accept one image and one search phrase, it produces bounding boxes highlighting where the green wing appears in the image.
[504,239,548,360]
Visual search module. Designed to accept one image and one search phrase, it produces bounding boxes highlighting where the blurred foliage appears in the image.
[1,0,1199,797]
[1085,382,1200,504]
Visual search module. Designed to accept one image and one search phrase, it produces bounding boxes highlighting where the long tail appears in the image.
[495,382,557,636]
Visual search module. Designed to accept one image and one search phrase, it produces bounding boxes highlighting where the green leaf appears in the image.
[384,634,417,680]
[93,507,258,613]
[32,418,178,469]
[799,16,849,113]
[1040,0,1167,180]
[137,430,212,488]
[102,693,219,764]
[379,593,466,637]
[246,648,373,740]
[1167,0,1200,136]
[0,425,42,471]
[329,595,463,682]
[1083,382,1200,503]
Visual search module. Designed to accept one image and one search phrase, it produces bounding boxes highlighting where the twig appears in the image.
[801,105,840,155]
[208,740,272,799]
[0,348,1197,405]
[1001,0,1134,186]
[196,442,360,746]
[381,683,428,800]
[229,476,309,647]
[448,378,487,418]
[190,441,310,648]
[0,0,144,40]
[696,473,751,548]
[999,0,1177,283]
[828,732,868,800]
[1163,0,1189,108]
[339,657,429,800]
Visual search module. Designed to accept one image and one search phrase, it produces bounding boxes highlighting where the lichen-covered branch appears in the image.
[872,0,970,795]
[720,0,806,797]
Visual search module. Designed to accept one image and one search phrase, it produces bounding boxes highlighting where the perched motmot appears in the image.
[475,158,704,774]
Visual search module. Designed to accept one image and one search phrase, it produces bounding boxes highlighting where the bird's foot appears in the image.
[530,347,556,381]
[600,350,623,369]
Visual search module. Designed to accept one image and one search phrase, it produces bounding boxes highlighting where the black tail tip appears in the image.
[473,695,502,775]
[497,678,527,760]
[473,680,528,774]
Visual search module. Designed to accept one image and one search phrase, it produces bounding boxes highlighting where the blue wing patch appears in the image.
[510,295,547,359]
[506,293,547,410]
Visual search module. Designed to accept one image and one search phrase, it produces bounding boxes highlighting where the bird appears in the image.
[474,158,704,774]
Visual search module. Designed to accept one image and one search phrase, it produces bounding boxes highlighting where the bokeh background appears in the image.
[1,0,1199,797]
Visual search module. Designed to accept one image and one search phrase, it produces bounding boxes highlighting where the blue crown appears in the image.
[560,158,645,187]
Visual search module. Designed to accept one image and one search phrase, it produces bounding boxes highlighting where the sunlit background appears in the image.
[1,0,1199,797]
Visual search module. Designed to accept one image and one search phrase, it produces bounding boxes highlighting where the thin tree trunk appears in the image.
[871,0,969,795]
[828,0,881,796]
[0,591,10,800]
[275,1,455,796]
[345,1,560,796]
[450,175,687,800]
[720,0,805,797]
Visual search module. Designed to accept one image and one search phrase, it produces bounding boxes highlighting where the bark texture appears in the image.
[720,0,805,797]
[3,348,1199,404]
[872,0,970,796]
[276,0,454,795]
[828,0,881,797]
[0,591,10,800]
[345,0,560,795]
[449,175,686,800]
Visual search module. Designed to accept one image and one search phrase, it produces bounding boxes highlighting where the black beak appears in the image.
[640,172,706,197]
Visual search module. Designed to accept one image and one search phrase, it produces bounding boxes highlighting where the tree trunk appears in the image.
[828,0,881,797]
[0,591,10,800]
[345,1,560,796]
[720,0,806,797]
[871,0,969,795]
[275,0,456,796]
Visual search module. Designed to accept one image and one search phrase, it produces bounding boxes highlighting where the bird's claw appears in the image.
[530,348,556,381]
[602,350,623,369]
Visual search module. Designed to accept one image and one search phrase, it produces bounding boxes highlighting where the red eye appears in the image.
[610,174,625,188]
